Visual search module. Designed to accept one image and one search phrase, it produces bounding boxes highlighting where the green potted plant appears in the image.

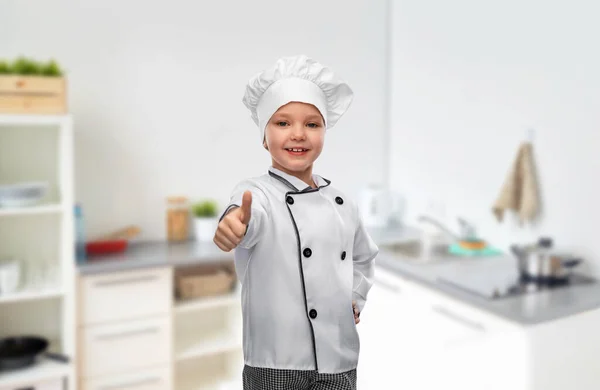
[0,56,67,114]
[192,199,219,242]
[0,57,64,76]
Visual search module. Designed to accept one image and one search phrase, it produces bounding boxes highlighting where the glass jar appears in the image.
[166,196,190,242]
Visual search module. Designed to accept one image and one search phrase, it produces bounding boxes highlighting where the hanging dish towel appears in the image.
[492,142,539,224]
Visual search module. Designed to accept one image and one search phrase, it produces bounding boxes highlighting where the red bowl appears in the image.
[86,240,128,255]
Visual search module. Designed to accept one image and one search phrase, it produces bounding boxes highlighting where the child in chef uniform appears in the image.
[213,55,379,390]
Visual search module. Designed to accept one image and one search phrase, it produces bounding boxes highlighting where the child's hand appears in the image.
[213,191,252,252]
[352,300,360,324]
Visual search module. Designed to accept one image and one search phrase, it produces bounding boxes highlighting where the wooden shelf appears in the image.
[0,359,71,388]
[0,287,64,305]
[174,291,240,314]
[0,203,64,217]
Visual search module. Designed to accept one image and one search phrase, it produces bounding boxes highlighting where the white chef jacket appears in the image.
[219,166,379,374]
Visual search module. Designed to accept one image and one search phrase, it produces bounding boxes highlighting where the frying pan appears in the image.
[0,336,69,370]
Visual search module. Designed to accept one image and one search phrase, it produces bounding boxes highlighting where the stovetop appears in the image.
[436,266,597,300]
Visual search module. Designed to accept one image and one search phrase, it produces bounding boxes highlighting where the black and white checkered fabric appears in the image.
[242,365,357,390]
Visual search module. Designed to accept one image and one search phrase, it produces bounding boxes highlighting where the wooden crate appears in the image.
[0,75,67,114]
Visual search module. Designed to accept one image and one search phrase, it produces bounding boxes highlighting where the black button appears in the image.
[309,309,318,319]
[286,196,294,205]
[341,251,346,260]
[303,248,312,257]
[335,196,344,205]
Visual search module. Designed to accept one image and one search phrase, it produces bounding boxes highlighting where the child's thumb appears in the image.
[239,191,252,225]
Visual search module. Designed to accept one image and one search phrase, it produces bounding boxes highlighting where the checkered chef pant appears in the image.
[242,365,357,390]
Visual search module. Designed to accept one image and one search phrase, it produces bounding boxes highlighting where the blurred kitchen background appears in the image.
[1,0,599,389]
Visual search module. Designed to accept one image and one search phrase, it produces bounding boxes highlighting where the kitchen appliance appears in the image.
[437,258,595,300]
[511,237,582,284]
[0,336,69,370]
[358,185,405,228]
[0,259,20,295]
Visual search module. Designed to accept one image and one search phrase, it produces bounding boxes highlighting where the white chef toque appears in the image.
[242,55,354,143]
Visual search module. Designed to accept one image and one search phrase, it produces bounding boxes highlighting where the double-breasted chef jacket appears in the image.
[219,166,379,374]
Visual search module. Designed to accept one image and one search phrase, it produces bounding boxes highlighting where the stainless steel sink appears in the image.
[381,240,454,264]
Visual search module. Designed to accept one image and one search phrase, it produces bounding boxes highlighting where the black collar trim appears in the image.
[268,171,331,194]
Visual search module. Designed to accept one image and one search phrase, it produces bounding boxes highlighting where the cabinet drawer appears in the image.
[0,378,63,390]
[80,316,172,378]
[79,267,172,325]
[402,279,518,334]
[373,266,406,293]
[82,366,172,390]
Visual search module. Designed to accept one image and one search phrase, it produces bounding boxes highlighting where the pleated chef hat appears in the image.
[242,55,354,143]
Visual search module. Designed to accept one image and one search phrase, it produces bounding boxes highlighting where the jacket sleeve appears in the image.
[351,202,379,313]
[218,180,270,249]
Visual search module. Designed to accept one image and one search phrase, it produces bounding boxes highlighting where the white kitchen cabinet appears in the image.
[77,267,174,389]
[78,267,172,326]
[527,308,600,390]
[362,262,600,390]
[356,267,414,389]
[77,261,243,390]
[411,296,528,390]
[358,266,529,390]
[80,316,172,378]
[82,366,172,390]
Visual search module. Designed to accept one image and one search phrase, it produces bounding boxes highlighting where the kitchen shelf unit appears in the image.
[173,272,243,389]
[0,114,76,389]
[76,259,244,390]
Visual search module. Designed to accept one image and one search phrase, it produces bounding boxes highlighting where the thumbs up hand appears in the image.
[213,191,253,252]
[238,190,252,226]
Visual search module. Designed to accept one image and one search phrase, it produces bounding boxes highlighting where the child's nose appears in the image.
[290,125,306,139]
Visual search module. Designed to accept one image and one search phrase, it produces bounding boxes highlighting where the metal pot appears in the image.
[510,237,582,284]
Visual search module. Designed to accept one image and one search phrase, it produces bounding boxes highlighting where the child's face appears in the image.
[263,102,325,174]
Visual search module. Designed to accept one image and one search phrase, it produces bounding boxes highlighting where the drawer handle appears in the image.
[431,304,486,332]
[100,376,161,389]
[95,274,159,287]
[374,276,401,293]
[96,326,160,340]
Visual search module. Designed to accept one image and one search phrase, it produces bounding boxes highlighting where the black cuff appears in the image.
[219,204,239,222]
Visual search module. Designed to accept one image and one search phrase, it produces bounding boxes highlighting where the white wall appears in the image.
[0,0,388,240]
[390,0,600,274]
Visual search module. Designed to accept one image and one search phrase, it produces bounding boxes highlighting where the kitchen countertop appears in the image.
[376,250,600,326]
[77,224,600,326]
[76,225,415,276]
[77,239,234,275]
[371,227,600,326]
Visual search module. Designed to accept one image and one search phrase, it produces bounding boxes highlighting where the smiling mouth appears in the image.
[285,148,309,155]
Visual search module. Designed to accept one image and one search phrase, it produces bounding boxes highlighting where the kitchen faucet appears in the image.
[417,215,477,241]
[417,215,458,240]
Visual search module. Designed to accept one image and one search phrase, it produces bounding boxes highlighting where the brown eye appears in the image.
[307,123,319,128]
[277,121,288,127]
